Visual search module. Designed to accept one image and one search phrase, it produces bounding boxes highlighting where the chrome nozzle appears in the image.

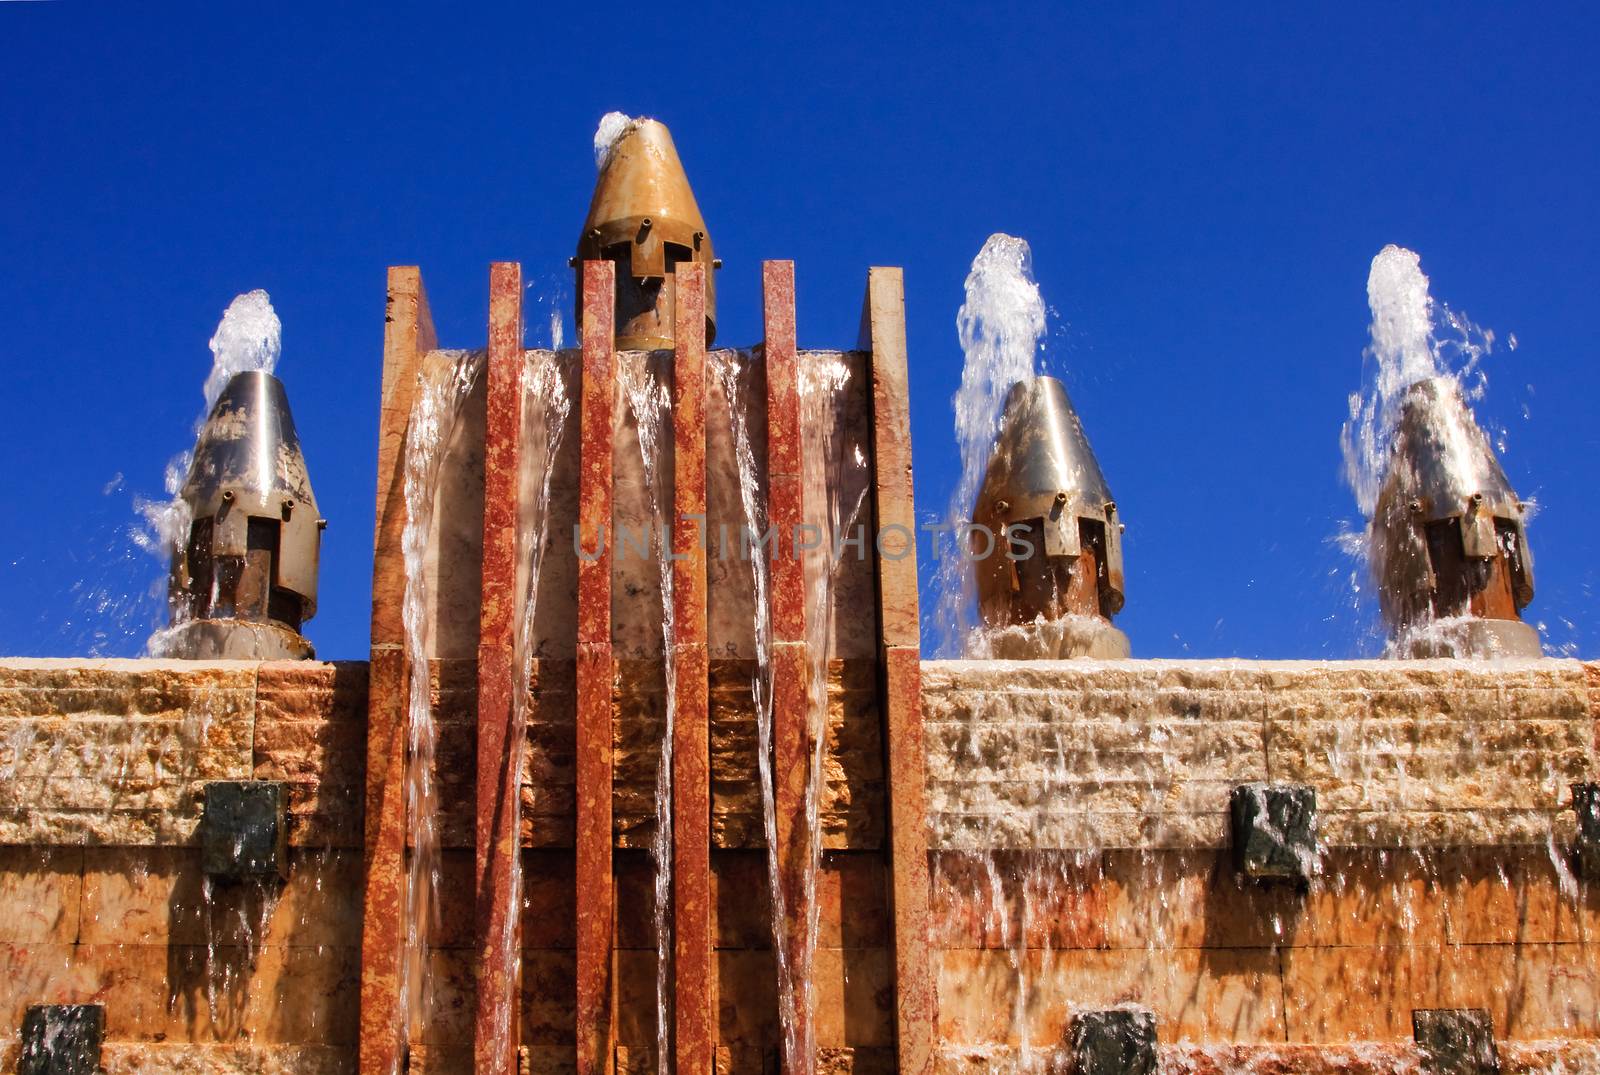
[161,370,322,659]
[1371,376,1537,655]
[972,376,1125,632]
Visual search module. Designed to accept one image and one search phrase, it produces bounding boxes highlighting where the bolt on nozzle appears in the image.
[971,376,1128,657]
[1370,376,1539,657]
[154,370,323,660]
[575,118,716,349]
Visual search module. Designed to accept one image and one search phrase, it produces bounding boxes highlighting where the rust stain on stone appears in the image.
[474,262,526,1075]
[576,263,618,1075]
[673,263,714,1075]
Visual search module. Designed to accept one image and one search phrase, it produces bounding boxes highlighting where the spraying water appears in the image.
[931,234,1047,658]
[1339,245,1521,654]
[1341,245,1493,518]
[202,290,281,412]
[398,349,483,1058]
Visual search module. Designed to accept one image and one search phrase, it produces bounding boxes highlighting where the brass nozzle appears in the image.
[576,118,716,349]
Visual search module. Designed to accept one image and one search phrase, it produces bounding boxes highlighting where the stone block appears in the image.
[1281,943,1523,1043]
[1230,782,1317,882]
[1413,1008,1499,1075]
[1100,849,1297,950]
[20,1004,103,1075]
[936,946,1282,1045]
[813,947,894,1048]
[0,847,81,943]
[1071,1008,1157,1075]
[519,949,577,1047]
[1573,783,1600,881]
[201,780,288,881]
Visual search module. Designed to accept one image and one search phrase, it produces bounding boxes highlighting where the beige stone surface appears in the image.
[1282,941,1600,1043]
[254,661,367,848]
[924,658,1598,852]
[0,846,82,942]
[0,659,256,846]
[99,1044,354,1074]
[935,945,1285,1045]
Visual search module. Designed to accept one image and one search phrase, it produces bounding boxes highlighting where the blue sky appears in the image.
[1,3,1595,661]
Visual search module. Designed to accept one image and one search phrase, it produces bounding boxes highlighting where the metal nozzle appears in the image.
[575,118,716,349]
[1371,376,1538,656]
[972,376,1127,652]
[158,370,321,660]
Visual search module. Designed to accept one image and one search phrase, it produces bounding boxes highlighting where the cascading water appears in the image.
[480,351,572,1074]
[930,234,1047,659]
[620,355,679,1074]
[398,348,484,1055]
[714,350,788,1063]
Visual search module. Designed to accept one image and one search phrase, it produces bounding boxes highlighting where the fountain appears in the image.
[1347,244,1541,659]
[1,124,1598,1075]
[971,376,1128,660]
[146,291,325,661]
[933,234,1129,661]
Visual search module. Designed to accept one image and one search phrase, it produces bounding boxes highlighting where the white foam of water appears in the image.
[1341,245,1494,519]
[594,111,638,170]
[203,289,281,413]
[930,234,1046,658]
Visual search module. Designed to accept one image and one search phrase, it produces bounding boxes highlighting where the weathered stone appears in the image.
[0,847,81,943]
[1413,1008,1499,1075]
[1071,1008,1156,1075]
[1231,782,1318,882]
[99,1043,355,1074]
[201,780,288,880]
[20,1003,103,1075]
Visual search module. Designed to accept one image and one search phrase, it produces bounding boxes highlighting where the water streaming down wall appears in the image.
[618,353,680,1075]
[399,348,485,1054]
[924,656,1600,1072]
[790,355,872,1072]
[714,347,788,1065]
[478,351,572,1075]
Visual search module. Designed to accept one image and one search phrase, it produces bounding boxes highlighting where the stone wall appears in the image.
[925,658,1595,851]
[0,659,365,1074]
[4,656,1600,1072]
[925,658,1600,1070]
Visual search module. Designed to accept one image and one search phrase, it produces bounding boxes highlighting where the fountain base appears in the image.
[1398,618,1542,660]
[984,616,1131,660]
[149,619,314,660]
